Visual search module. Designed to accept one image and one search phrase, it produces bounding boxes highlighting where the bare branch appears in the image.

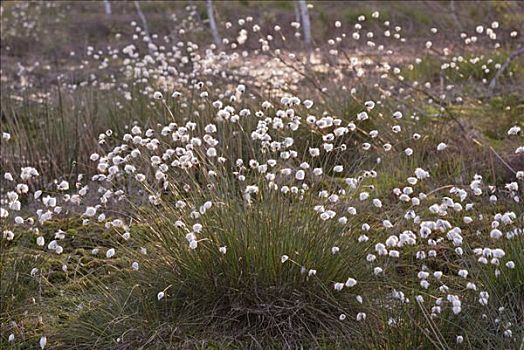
[488,46,524,94]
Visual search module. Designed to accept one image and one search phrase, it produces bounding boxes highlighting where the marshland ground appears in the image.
[1,1,524,349]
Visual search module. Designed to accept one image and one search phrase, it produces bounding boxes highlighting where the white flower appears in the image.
[505,182,518,192]
[281,255,289,263]
[334,282,344,291]
[492,248,505,258]
[189,240,198,249]
[219,246,227,254]
[131,262,139,271]
[153,91,163,99]
[309,148,320,157]
[345,278,357,287]
[456,335,464,344]
[479,291,489,305]
[261,101,272,109]
[453,305,461,315]
[365,100,375,110]
[295,170,305,181]
[157,291,165,300]
[466,282,477,291]
[356,312,366,321]
[437,142,447,151]
[389,250,400,258]
[40,336,47,349]
[106,248,115,258]
[57,180,69,191]
[8,333,15,342]
[507,126,521,135]
[3,230,14,240]
[84,206,97,217]
[415,168,430,179]
[490,229,502,239]
[357,112,368,121]
[303,99,313,109]
[407,177,418,185]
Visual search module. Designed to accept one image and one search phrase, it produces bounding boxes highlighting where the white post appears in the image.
[103,0,112,16]
[297,0,311,46]
[206,0,222,48]
[134,1,150,37]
